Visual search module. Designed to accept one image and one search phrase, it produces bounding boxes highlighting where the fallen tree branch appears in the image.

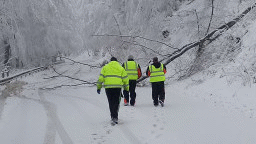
[113,16,122,38]
[92,34,178,50]
[164,2,256,66]
[194,9,200,40]
[60,56,99,68]
[52,67,96,85]
[123,41,168,57]
[137,2,256,83]
[40,83,91,90]
[43,75,60,79]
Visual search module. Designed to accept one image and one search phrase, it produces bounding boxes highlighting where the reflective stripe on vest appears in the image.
[102,62,128,88]
[103,74,128,88]
[100,74,128,79]
[149,63,165,82]
[124,61,138,80]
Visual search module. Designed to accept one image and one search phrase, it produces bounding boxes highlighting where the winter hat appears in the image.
[128,55,134,60]
[110,57,118,61]
[153,57,158,63]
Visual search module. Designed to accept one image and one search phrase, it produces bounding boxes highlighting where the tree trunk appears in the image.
[4,40,11,66]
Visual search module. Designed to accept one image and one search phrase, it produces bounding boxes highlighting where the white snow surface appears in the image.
[1,54,256,144]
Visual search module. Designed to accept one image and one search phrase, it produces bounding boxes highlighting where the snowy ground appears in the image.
[1,59,256,144]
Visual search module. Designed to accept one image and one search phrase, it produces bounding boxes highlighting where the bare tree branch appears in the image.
[113,15,127,49]
[138,2,256,83]
[166,2,256,64]
[92,34,178,50]
[113,16,122,37]
[52,66,96,85]
[194,9,200,40]
[40,83,91,90]
[187,0,195,5]
[60,56,99,68]
[205,0,214,35]
[43,75,60,79]
[136,36,178,50]
[123,41,168,57]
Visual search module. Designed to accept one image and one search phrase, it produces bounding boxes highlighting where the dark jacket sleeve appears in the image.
[146,66,150,77]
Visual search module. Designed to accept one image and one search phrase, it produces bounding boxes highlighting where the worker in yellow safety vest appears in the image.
[146,57,167,107]
[122,55,142,106]
[97,57,129,125]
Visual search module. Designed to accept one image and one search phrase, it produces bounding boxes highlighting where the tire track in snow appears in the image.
[38,89,73,144]
[42,89,113,144]
[39,64,107,144]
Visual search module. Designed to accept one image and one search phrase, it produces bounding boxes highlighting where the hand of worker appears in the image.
[97,89,101,94]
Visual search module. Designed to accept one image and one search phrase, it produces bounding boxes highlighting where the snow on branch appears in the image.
[123,40,168,57]
[137,2,256,83]
[164,2,256,66]
[43,66,96,89]
[60,56,99,68]
[52,67,96,84]
[92,34,178,50]
[40,83,92,90]
[205,0,214,36]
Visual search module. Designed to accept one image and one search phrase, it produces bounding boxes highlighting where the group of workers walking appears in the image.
[96,55,166,125]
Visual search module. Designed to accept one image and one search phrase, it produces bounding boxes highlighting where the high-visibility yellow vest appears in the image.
[97,61,129,91]
[124,61,139,80]
[149,63,165,82]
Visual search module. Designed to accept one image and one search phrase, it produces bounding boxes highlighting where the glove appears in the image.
[97,89,101,94]
[123,90,129,97]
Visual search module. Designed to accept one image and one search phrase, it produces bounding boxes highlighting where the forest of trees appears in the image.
[1,0,255,80]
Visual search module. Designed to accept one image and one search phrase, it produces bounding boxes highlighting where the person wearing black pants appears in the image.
[151,81,165,106]
[146,57,167,107]
[122,55,142,106]
[128,80,137,105]
[105,88,122,120]
[97,57,129,125]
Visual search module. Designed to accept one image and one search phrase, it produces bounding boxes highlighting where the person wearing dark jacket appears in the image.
[122,55,142,106]
[97,57,129,125]
[146,57,167,107]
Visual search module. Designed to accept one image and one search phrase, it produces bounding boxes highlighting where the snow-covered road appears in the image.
[1,63,256,144]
